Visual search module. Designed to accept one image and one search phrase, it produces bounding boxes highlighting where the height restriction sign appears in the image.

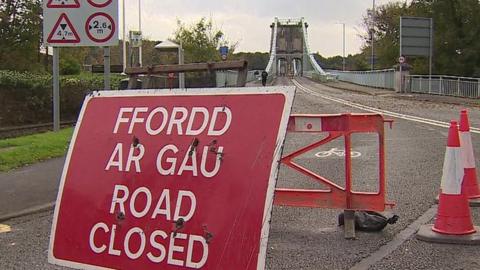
[43,0,118,46]
[48,86,295,270]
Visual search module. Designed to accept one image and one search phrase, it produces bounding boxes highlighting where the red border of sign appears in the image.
[85,12,116,43]
[47,0,80,8]
[47,13,81,44]
[86,0,112,8]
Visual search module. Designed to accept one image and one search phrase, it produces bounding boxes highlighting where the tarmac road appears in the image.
[1,78,480,269]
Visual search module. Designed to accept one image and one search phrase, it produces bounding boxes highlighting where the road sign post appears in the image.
[43,0,118,130]
[49,87,295,270]
[52,48,60,132]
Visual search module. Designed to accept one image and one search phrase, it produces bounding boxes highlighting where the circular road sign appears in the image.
[399,56,406,64]
[87,0,112,8]
[85,12,115,43]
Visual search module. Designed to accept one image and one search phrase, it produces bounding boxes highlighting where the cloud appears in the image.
[119,0,397,56]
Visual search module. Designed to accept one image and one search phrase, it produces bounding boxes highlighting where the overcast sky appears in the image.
[121,0,398,57]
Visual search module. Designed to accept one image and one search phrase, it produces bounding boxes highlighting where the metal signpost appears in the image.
[400,16,433,93]
[43,0,118,131]
[48,86,295,270]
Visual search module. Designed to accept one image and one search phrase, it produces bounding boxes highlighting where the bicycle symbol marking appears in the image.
[315,148,362,158]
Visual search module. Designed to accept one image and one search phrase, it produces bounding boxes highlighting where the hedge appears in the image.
[0,71,125,126]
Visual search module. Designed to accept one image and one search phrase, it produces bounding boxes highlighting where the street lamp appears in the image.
[335,23,346,71]
[371,0,375,70]
[138,0,142,66]
[154,40,185,88]
[122,0,126,73]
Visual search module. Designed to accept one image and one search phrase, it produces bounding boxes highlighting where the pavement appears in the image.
[0,157,64,221]
[2,79,480,269]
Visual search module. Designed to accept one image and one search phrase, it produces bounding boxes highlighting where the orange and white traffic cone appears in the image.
[417,120,480,244]
[459,109,480,206]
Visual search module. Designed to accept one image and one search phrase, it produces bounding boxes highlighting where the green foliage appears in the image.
[60,57,81,75]
[0,127,73,171]
[362,0,480,77]
[173,17,237,63]
[0,0,43,72]
[0,70,125,126]
[232,52,270,70]
[313,53,368,71]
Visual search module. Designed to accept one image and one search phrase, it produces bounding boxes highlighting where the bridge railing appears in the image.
[405,75,480,98]
[327,69,396,90]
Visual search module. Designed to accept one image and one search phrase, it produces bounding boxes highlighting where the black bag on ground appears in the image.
[338,211,399,232]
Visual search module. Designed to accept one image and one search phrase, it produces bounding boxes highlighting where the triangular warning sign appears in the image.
[47,13,80,44]
[47,0,80,8]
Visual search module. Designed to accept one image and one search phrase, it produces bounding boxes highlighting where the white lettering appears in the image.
[130,187,152,218]
[208,107,232,136]
[105,143,124,171]
[124,227,146,259]
[151,189,171,220]
[167,233,186,266]
[185,107,209,136]
[200,146,223,178]
[108,224,121,256]
[156,144,179,175]
[110,185,129,214]
[147,230,168,263]
[178,148,198,176]
[146,107,169,135]
[125,144,145,173]
[113,107,134,133]
[186,235,209,268]
[89,222,108,254]
[173,190,196,222]
[167,107,188,135]
[128,107,148,134]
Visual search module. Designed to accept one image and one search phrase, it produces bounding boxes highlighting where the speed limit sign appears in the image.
[399,56,406,64]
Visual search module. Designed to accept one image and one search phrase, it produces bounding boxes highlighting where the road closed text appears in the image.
[104,106,231,177]
[89,185,208,268]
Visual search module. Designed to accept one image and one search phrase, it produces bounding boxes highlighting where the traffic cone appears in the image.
[459,109,480,206]
[417,121,480,244]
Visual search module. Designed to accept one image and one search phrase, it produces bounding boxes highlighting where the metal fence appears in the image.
[405,75,480,98]
[326,69,396,90]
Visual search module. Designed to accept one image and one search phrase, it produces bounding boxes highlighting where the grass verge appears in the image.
[0,128,73,172]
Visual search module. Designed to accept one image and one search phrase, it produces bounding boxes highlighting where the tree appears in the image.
[361,0,480,77]
[173,17,237,63]
[0,0,43,71]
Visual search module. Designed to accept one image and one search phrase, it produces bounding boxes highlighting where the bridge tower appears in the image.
[265,17,326,78]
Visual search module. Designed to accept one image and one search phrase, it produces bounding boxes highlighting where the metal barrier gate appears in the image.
[274,113,395,237]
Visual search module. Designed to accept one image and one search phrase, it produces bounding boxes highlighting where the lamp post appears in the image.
[341,23,346,71]
[371,0,375,71]
[138,0,142,66]
[122,0,126,73]
[336,23,346,71]
[154,40,185,88]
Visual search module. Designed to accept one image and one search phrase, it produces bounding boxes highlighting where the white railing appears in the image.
[327,69,396,90]
[405,75,480,98]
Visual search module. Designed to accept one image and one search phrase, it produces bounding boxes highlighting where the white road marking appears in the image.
[292,79,480,134]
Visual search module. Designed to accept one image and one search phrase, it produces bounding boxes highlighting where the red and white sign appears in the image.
[49,87,295,270]
[47,13,80,44]
[87,0,112,8]
[43,0,118,47]
[399,56,406,64]
[47,0,80,8]
[85,12,115,43]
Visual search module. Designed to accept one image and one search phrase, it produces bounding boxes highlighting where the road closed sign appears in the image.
[49,86,295,270]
